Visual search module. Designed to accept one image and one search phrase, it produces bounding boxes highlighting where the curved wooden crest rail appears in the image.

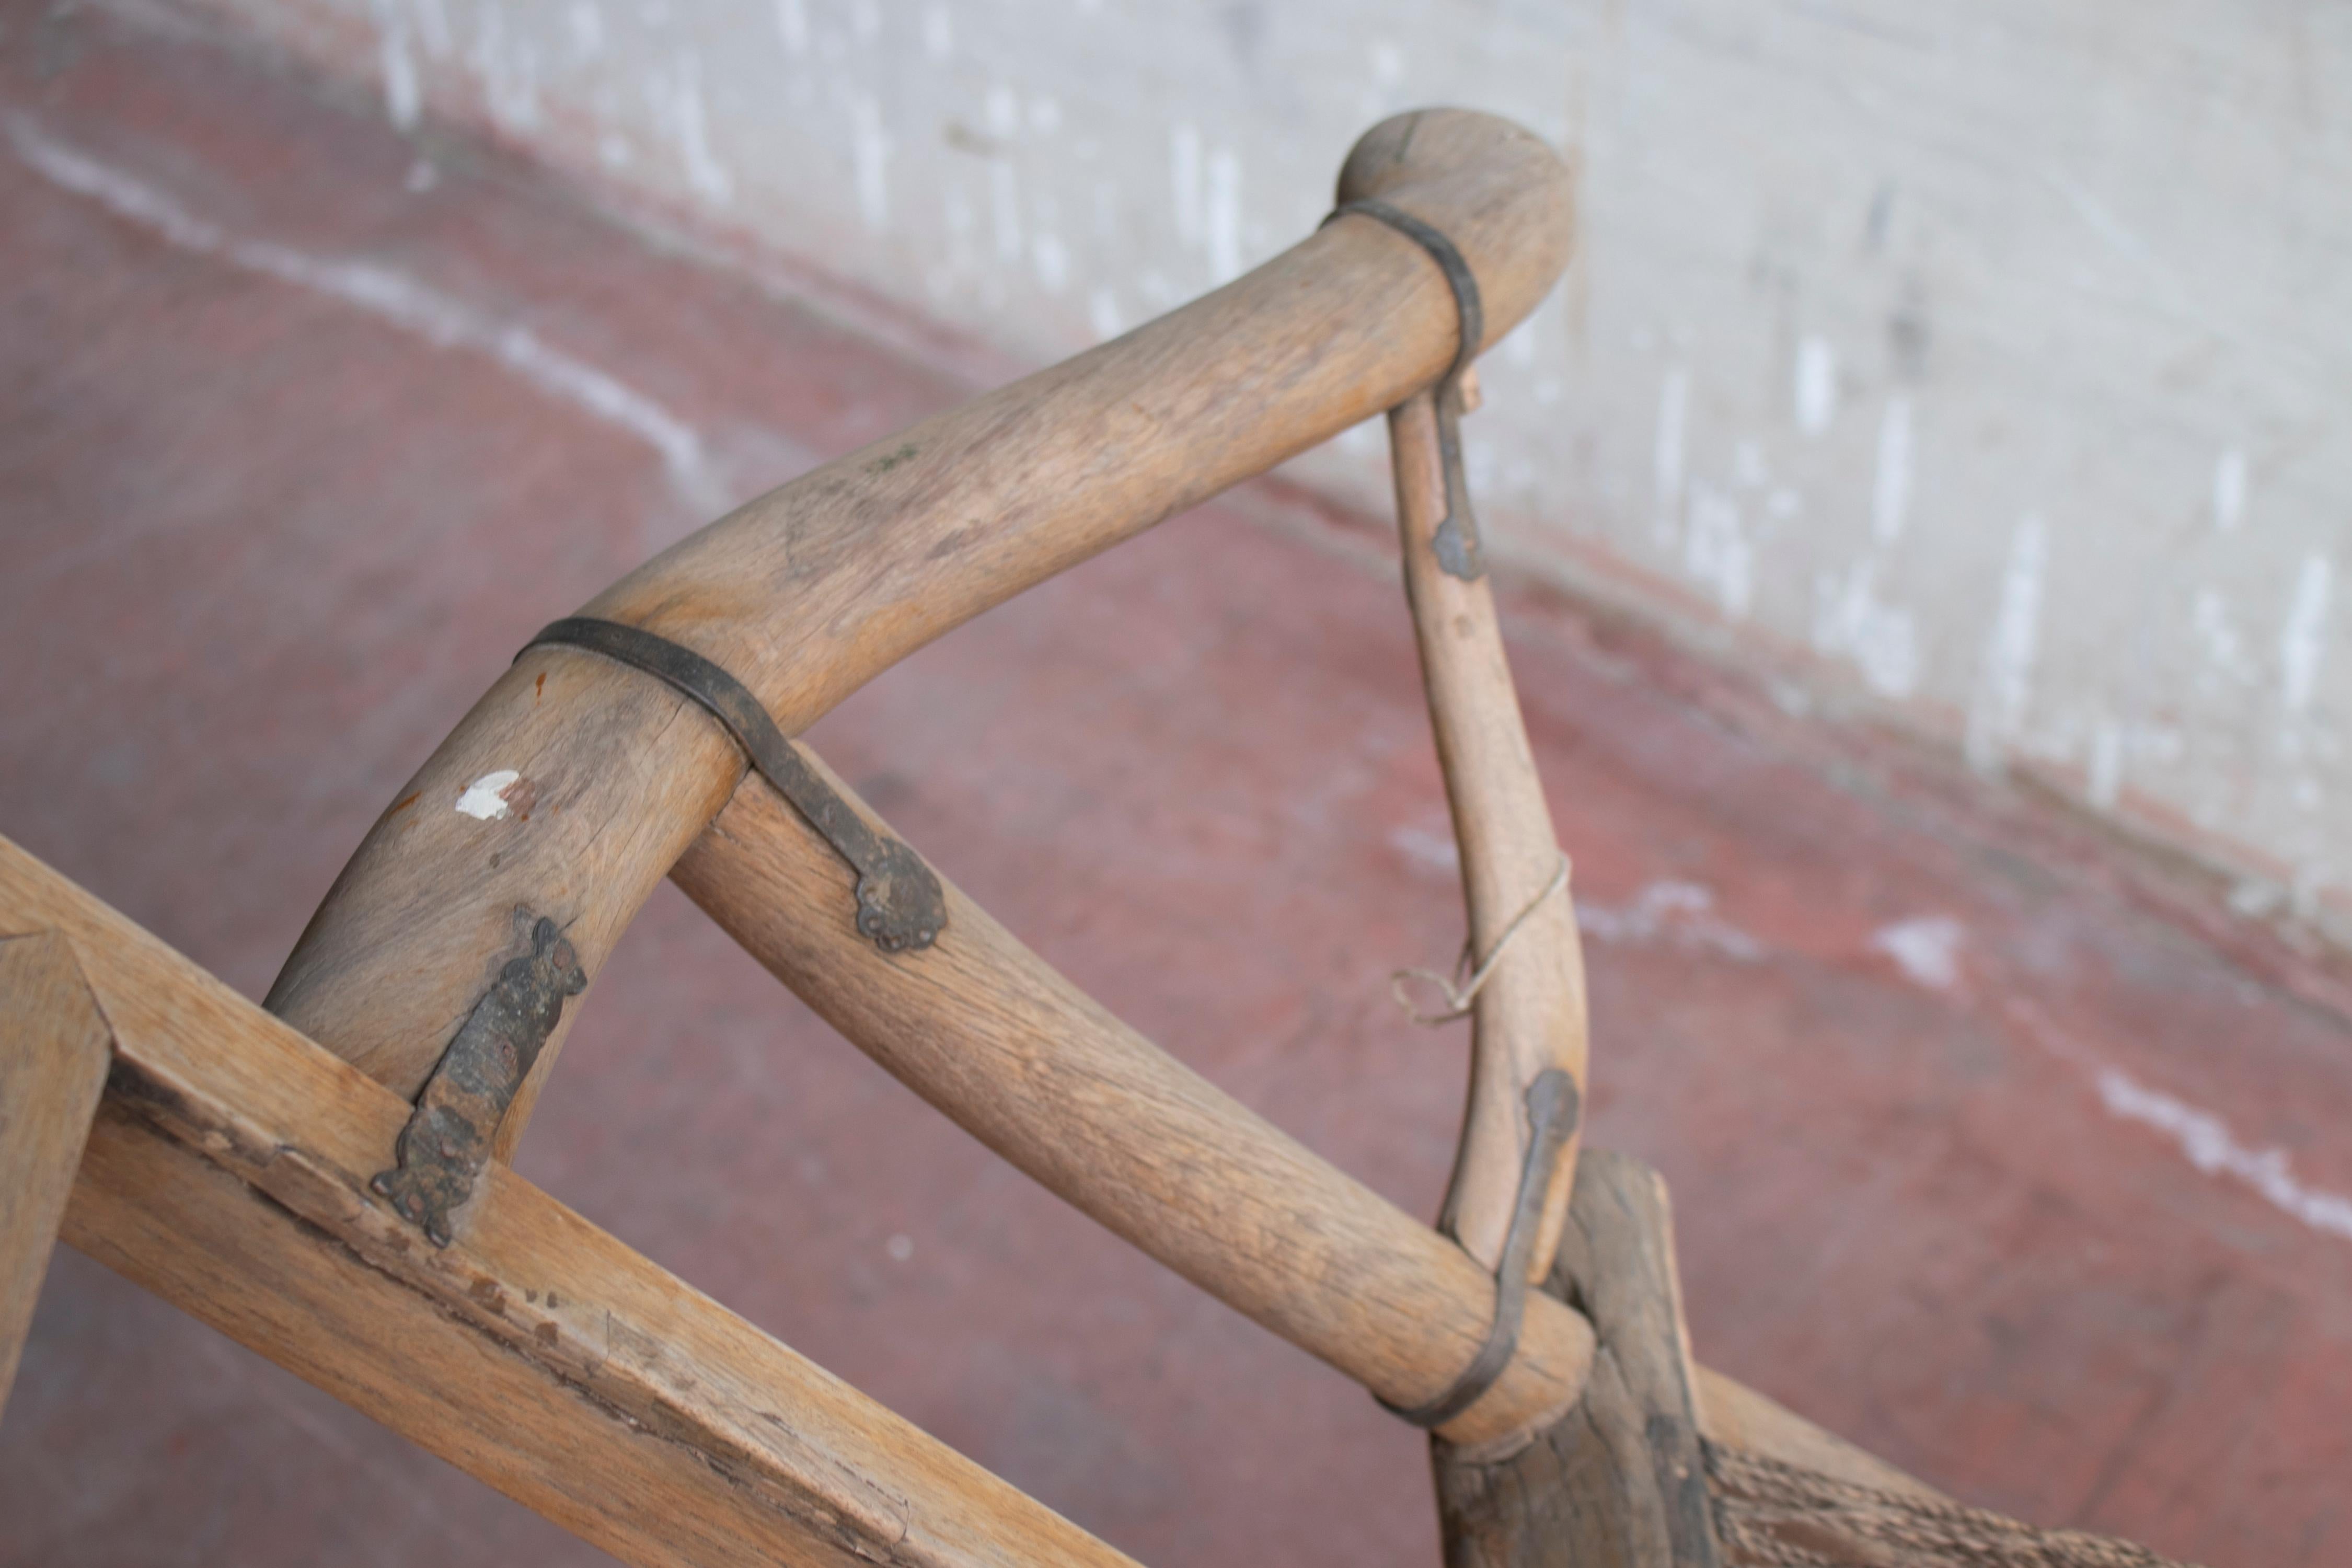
[1,109,1932,1568]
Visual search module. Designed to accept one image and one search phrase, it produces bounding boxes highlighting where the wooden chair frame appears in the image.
[1,109,1926,1566]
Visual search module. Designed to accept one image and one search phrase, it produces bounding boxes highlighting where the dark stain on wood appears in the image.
[370,909,586,1247]
[1433,1149,1722,1568]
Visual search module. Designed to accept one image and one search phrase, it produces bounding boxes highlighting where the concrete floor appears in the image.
[2,5,2348,1565]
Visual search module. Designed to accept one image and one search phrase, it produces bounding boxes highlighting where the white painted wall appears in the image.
[186,0,2351,928]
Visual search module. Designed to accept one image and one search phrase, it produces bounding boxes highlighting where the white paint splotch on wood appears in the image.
[455,770,523,820]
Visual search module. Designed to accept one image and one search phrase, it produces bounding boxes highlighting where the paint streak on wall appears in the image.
[163,0,2352,942]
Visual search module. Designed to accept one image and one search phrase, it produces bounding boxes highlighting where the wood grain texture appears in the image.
[1434,1150,1720,1568]
[1,834,1136,1568]
[0,931,112,1415]
[263,109,1576,1157]
[674,771,1940,1481]
[672,760,1598,1452]
[1383,387,1589,1282]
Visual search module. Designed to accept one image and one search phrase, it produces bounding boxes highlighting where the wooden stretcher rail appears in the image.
[3,828,1928,1563]
[263,108,1576,1156]
[673,760,1597,1450]
[1,835,1138,1568]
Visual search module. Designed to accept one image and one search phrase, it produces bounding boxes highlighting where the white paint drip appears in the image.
[2280,554,2332,716]
[1087,285,1122,341]
[1580,881,1765,962]
[371,0,422,131]
[1872,915,1964,991]
[1732,437,1768,490]
[1966,513,2047,771]
[988,161,1022,262]
[1812,563,1919,698]
[1369,39,1404,84]
[1170,122,1202,250]
[8,119,728,516]
[662,54,731,204]
[1653,367,1687,543]
[921,4,951,59]
[1872,395,1912,544]
[1028,96,1061,135]
[985,83,1019,139]
[2097,1067,2352,1242]
[469,7,543,135]
[455,769,522,820]
[2192,589,2255,685]
[414,0,453,56]
[1204,146,1241,283]
[1684,481,1753,617]
[566,1,603,55]
[1794,335,1836,435]
[850,0,881,43]
[2088,717,2124,811]
[2212,447,2246,532]
[851,92,890,231]
[1032,233,1068,293]
[774,0,808,54]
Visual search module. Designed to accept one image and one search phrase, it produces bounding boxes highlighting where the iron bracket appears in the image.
[524,616,947,953]
[1327,196,1488,580]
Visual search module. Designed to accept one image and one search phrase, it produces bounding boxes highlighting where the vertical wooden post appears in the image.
[1386,383,1590,1283]
[0,931,113,1413]
[1434,1149,1722,1568]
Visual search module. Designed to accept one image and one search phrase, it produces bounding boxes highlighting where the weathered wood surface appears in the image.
[3,823,1927,1560]
[2,834,1138,1568]
[0,931,112,1415]
[264,109,1577,1164]
[674,756,1597,1452]
[673,758,1945,1485]
[1693,1371,1943,1504]
[1382,383,1589,1283]
[1434,1150,1720,1568]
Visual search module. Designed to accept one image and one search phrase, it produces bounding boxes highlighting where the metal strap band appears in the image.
[1378,1068,1581,1429]
[523,617,947,953]
[1324,197,1489,580]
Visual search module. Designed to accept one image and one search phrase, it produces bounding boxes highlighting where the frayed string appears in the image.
[1391,855,1569,1025]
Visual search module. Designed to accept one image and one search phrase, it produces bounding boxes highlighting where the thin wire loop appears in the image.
[1391,855,1570,1025]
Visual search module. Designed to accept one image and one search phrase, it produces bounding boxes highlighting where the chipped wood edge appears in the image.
[0,930,113,1414]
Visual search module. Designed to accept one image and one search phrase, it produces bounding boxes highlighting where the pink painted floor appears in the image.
[3,6,2348,1565]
